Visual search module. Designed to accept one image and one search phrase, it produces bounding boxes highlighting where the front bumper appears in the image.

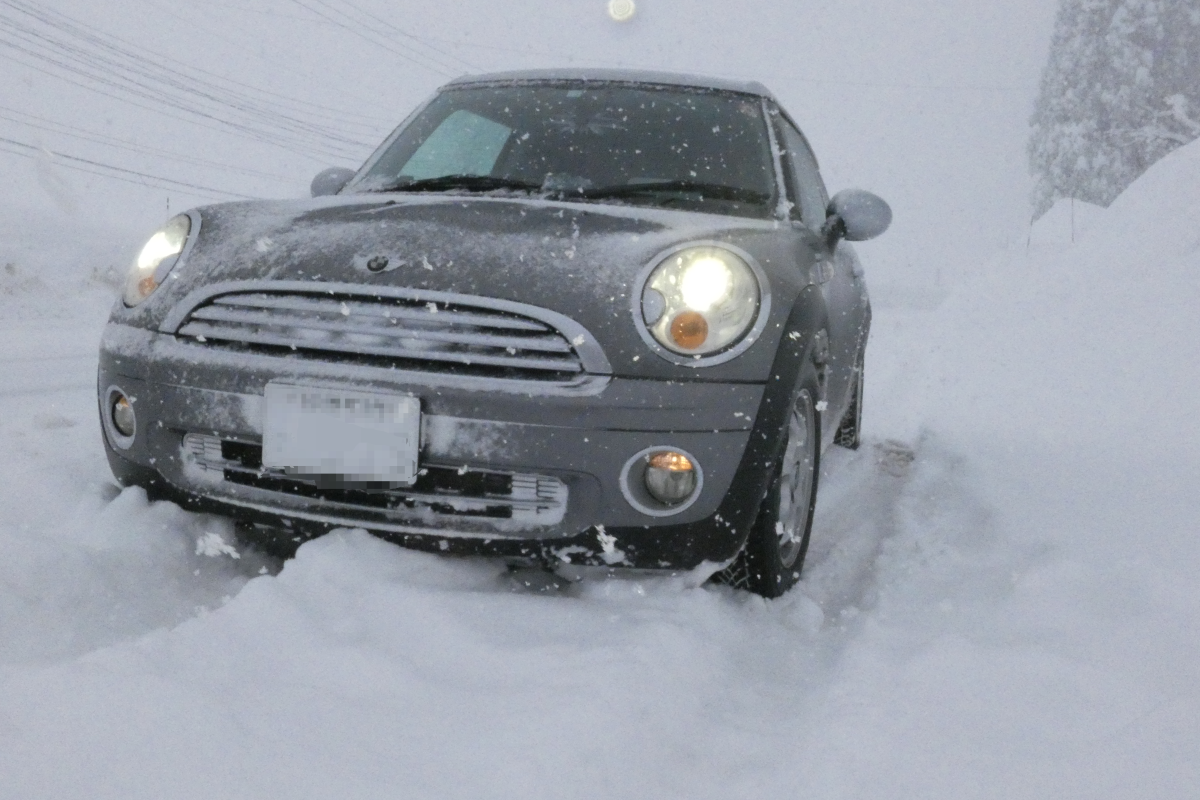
[99,323,772,569]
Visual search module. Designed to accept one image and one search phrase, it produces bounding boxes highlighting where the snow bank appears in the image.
[926,138,1200,453]
[0,203,271,669]
[1027,197,1105,249]
[2,68,1199,800]
[0,528,838,798]
[0,487,270,667]
[0,202,136,304]
[837,137,1200,797]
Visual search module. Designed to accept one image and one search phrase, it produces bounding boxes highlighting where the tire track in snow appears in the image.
[801,437,921,623]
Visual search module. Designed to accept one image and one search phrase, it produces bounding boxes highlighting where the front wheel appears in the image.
[722,386,821,598]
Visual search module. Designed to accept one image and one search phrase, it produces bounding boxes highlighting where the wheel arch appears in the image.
[710,285,829,548]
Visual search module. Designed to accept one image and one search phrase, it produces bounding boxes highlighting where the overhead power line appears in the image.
[313,0,480,73]
[287,0,463,78]
[134,0,398,122]
[0,0,376,162]
[0,48,363,167]
[0,105,296,184]
[0,35,364,163]
[0,38,360,163]
[0,134,256,200]
[2,0,384,133]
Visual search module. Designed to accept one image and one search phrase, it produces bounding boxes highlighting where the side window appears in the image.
[778,119,829,228]
[400,110,512,180]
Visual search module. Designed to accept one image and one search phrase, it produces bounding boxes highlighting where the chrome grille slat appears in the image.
[217,461,555,513]
[176,290,590,378]
[181,433,569,526]
[213,293,550,332]
[187,305,574,353]
[178,321,584,372]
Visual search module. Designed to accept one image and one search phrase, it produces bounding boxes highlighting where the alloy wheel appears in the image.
[776,390,816,568]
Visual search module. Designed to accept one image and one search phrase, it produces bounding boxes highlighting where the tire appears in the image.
[722,380,821,598]
[834,360,863,450]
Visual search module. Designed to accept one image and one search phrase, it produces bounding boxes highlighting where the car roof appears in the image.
[444,68,775,100]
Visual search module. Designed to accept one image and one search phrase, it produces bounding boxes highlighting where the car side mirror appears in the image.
[310,167,356,198]
[823,189,892,242]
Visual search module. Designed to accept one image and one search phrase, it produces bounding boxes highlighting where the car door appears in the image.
[773,111,868,441]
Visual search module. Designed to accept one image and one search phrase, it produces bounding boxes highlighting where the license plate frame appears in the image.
[262,383,421,485]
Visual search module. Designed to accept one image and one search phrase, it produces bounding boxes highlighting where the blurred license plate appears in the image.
[262,384,420,485]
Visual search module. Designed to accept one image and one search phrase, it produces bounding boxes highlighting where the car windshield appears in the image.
[352,83,778,218]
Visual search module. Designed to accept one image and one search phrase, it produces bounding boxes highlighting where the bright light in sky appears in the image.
[607,0,636,22]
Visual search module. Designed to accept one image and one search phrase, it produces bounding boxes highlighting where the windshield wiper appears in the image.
[579,180,770,204]
[375,175,543,194]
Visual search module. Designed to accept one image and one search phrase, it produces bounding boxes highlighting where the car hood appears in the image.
[124,194,800,381]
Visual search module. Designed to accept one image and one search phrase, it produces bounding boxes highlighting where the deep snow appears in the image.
[2,142,1197,796]
[2,1,1199,797]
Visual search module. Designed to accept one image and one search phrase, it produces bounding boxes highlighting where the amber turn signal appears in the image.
[670,311,708,350]
[648,451,694,472]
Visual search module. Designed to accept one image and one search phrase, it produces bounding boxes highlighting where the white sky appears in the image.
[1,0,1057,277]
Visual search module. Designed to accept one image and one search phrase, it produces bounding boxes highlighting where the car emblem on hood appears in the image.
[356,254,405,274]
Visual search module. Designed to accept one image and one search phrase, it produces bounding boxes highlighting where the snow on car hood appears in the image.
[126,194,795,381]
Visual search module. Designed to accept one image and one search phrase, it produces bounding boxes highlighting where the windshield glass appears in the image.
[353,83,777,218]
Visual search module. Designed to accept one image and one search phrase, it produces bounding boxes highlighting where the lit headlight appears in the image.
[640,246,761,356]
[123,214,192,306]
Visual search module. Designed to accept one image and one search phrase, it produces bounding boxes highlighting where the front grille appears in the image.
[175,290,587,380]
[183,433,568,526]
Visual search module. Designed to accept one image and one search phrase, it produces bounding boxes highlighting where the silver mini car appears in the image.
[98,69,890,597]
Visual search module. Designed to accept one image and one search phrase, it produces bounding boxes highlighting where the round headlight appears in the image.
[123,214,192,307]
[640,245,761,358]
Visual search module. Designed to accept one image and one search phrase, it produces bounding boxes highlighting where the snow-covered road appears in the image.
[2,140,1199,800]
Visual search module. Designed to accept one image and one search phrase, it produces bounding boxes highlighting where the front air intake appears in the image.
[173,288,599,381]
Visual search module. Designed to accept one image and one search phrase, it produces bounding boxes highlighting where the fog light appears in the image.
[645,450,697,505]
[620,446,704,517]
[111,394,136,437]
